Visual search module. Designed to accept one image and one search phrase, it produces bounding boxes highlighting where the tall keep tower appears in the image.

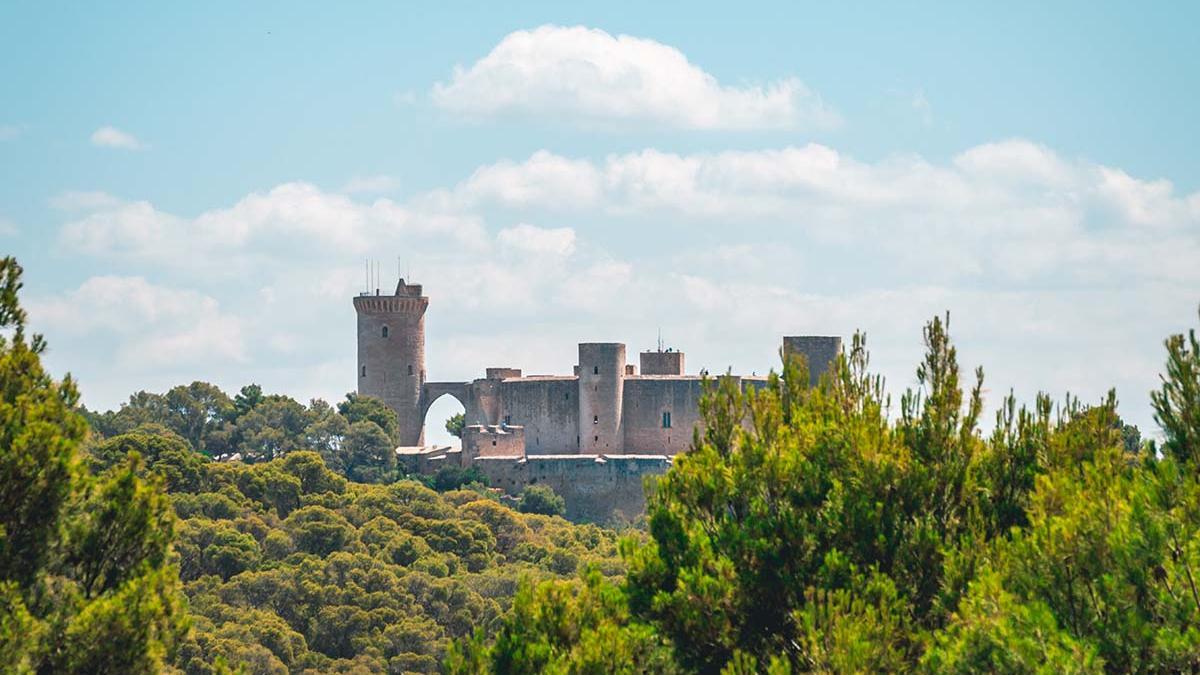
[354,279,427,446]
[578,343,626,453]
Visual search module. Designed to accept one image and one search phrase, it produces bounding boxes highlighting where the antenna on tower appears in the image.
[657,327,663,352]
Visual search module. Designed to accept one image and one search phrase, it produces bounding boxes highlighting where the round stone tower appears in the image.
[577,343,625,454]
[353,279,427,446]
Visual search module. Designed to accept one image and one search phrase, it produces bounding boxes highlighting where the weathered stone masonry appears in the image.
[358,279,840,522]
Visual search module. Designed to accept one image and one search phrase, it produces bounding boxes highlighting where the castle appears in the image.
[355,278,841,521]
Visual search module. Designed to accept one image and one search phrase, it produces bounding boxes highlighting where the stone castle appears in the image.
[355,278,841,521]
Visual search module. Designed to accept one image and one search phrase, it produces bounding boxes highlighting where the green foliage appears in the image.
[518,484,566,517]
[446,412,466,439]
[454,309,1200,672]
[0,257,188,672]
[1154,305,1200,465]
[338,392,401,444]
[136,447,624,672]
[446,569,676,674]
[432,465,490,492]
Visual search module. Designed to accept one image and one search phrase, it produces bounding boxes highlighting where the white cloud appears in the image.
[497,223,576,257]
[90,126,146,150]
[58,182,489,274]
[432,25,839,131]
[30,276,245,369]
[46,138,1199,437]
[455,150,602,209]
[0,125,22,142]
[0,218,16,236]
[454,141,1200,286]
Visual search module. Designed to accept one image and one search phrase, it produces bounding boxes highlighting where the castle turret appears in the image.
[354,279,427,446]
[578,343,625,453]
[782,336,842,386]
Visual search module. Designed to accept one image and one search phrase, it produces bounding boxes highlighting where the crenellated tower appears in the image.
[354,279,427,446]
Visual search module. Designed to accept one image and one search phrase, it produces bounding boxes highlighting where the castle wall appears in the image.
[622,377,706,455]
[495,378,579,454]
[578,343,625,454]
[473,454,670,523]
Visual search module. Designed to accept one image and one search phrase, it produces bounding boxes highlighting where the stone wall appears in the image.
[621,376,706,455]
[462,424,525,462]
[473,454,670,523]
[495,378,579,454]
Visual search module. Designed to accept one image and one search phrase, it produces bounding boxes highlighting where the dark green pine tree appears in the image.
[0,257,189,673]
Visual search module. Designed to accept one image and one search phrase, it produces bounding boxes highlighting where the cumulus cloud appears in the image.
[432,25,839,131]
[30,276,245,369]
[58,182,489,274]
[90,126,146,150]
[452,140,1200,286]
[0,124,22,142]
[45,138,1200,436]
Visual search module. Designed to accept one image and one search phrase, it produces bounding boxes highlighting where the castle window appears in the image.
[381,326,389,338]
[407,364,413,375]
[662,411,672,428]
[504,415,511,425]
[593,415,598,424]
[593,366,599,374]
[492,440,497,446]
[360,365,366,378]
[594,435,598,442]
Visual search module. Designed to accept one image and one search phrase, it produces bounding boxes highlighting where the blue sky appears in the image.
[2,1,1198,444]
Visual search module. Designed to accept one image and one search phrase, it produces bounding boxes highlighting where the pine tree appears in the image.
[0,257,188,673]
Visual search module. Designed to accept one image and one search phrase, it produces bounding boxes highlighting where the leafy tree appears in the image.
[234,395,312,462]
[231,384,264,421]
[164,381,235,454]
[447,569,676,674]
[342,419,397,483]
[338,393,400,444]
[1153,305,1200,465]
[432,465,489,492]
[518,485,566,517]
[446,412,466,439]
[0,257,188,672]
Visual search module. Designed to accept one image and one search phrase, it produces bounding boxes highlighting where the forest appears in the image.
[4,253,1200,673]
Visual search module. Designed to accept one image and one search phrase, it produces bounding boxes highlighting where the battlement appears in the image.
[485,367,522,380]
[640,349,685,375]
[462,423,525,462]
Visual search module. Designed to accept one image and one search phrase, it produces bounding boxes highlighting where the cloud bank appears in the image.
[33,139,1200,437]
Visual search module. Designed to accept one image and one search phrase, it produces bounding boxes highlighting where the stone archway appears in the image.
[419,381,470,445]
